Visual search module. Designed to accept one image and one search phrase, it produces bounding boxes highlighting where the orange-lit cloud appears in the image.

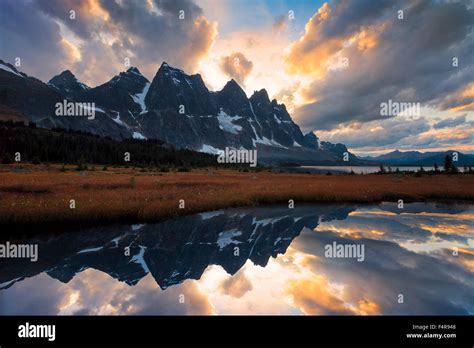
[454,248,474,273]
[445,83,474,112]
[181,16,218,73]
[60,38,82,63]
[284,3,385,79]
[286,276,381,315]
[355,299,381,315]
[419,223,473,234]
[198,27,310,102]
[85,0,110,21]
[352,24,386,51]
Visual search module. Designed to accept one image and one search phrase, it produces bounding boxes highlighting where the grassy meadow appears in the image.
[0,163,473,226]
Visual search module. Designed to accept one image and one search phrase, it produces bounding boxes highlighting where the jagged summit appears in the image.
[48,69,89,98]
[250,88,270,105]
[126,66,142,75]
[220,79,247,98]
[0,58,360,165]
[54,70,75,79]
[109,67,148,85]
[161,61,181,69]
[48,70,79,84]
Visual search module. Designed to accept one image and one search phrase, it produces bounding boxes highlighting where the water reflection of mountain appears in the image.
[0,204,354,290]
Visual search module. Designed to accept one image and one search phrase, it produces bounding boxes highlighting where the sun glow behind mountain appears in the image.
[0,0,472,155]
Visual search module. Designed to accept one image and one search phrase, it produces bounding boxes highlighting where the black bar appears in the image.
[0,316,472,346]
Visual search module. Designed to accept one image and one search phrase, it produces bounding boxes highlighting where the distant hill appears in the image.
[360,150,474,166]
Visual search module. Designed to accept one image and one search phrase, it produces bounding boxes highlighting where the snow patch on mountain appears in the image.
[253,136,287,149]
[199,144,223,155]
[199,210,224,220]
[77,246,104,254]
[0,63,24,78]
[217,109,242,134]
[133,131,147,140]
[111,111,131,129]
[130,246,150,273]
[172,77,181,85]
[217,229,242,250]
[132,82,150,114]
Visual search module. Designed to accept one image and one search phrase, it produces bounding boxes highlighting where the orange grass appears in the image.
[0,164,473,225]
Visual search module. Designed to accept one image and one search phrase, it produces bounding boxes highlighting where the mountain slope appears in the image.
[0,59,360,165]
[0,59,133,139]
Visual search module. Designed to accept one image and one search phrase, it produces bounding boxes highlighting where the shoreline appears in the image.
[2,198,473,238]
[1,164,473,229]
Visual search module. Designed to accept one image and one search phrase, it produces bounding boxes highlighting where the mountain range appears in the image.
[361,150,474,166]
[0,59,359,166]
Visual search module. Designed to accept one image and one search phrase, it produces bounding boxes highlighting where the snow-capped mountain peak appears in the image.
[48,70,89,97]
[0,59,359,165]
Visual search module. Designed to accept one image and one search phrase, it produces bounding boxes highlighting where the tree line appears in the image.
[0,120,220,168]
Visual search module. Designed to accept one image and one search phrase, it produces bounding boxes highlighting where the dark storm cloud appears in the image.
[317,0,396,39]
[0,0,73,80]
[434,114,467,129]
[291,0,474,131]
[35,0,95,39]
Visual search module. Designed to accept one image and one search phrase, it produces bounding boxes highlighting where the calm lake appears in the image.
[1,203,473,315]
[300,166,465,174]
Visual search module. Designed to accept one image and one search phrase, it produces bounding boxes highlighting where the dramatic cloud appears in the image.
[0,0,77,80]
[437,83,474,112]
[288,0,474,131]
[219,52,253,86]
[315,111,474,154]
[0,271,215,315]
[0,0,217,85]
[286,276,350,315]
[315,116,430,149]
[285,276,381,315]
[1,0,472,153]
[292,221,474,315]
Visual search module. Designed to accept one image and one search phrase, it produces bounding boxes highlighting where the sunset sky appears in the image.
[0,0,473,155]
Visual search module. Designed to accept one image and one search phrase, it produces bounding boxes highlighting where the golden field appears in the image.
[0,164,473,226]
